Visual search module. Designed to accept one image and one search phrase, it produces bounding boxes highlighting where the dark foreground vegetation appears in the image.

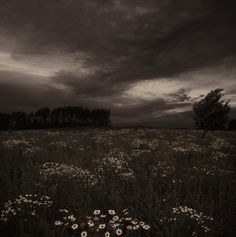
[0,106,111,130]
[0,129,235,237]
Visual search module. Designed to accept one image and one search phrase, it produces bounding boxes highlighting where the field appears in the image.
[0,129,235,237]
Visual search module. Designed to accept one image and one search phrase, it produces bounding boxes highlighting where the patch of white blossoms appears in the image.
[171,141,203,153]
[96,149,134,180]
[54,208,151,236]
[0,194,53,222]
[39,162,100,187]
[192,165,234,177]
[208,137,234,150]
[159,205,213,234]
[130,138,154,157]
[149,161,177,179]
[3,139,30,150]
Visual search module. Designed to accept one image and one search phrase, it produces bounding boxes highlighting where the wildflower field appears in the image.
[0,129,235,237]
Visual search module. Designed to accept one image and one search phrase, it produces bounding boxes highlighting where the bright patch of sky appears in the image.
[123,63,236,112]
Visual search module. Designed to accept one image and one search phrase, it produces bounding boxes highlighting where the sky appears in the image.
[0,0,236,127]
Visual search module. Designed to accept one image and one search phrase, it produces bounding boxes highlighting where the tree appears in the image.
[91,109,111,126]
[228,119,236,130]
[34,108,51,128]
[0,113,10,130]
[10,112,30,130]
[193,88,230,138]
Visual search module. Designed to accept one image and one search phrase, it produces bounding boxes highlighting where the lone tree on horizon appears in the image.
[193,88,230,138]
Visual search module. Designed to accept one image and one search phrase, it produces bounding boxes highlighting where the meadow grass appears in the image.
[0,128,235,237]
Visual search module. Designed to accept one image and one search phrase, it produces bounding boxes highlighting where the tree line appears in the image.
[0,106,111,130]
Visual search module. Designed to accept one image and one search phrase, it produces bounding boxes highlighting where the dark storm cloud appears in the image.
[0,0,236,126]
[49,0,236,97]
[53,71,126,97]
[1,0,236,71]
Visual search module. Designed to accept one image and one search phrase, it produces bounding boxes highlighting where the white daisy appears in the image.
[116,228,123,236]
[93,210,101,215]
[71,224,78,230]
[112,215,119,221]
[133,225,140,230]
[81,231,88,237]
[108,210,116,215]
[99,224,106,229]
[88,220,94,227]
[143,225,150,230]
[55,220,63,226]
[105,231,110,237]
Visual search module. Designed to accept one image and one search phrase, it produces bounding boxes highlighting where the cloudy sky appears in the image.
[0,0,236,127]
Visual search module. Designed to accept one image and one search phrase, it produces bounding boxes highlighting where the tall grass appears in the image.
[0,129,235,237]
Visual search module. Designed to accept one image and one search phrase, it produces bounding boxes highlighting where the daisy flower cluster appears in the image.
[39,162,100,188]
[130,138,156,157]
[171,206,213,220]
[149,161,175,179]
[211,150,229,162]
[54,208,151,236]
[192,165,234,177]
[208,137,234,150]
[0,194,53,223]
[96,150,134,181]
[48,140,74,151]
[92,133,114,147]
[130,138,148,149]
[170,141,202,153]
[54,208,78,227]
[22,146,42,157]
[159,206,213,234]
[3,139,30,150]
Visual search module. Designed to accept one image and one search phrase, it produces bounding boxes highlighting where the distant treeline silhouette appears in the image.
[0,106,111,130]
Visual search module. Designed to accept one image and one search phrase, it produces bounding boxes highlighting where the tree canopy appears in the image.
[193,88,230,137]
